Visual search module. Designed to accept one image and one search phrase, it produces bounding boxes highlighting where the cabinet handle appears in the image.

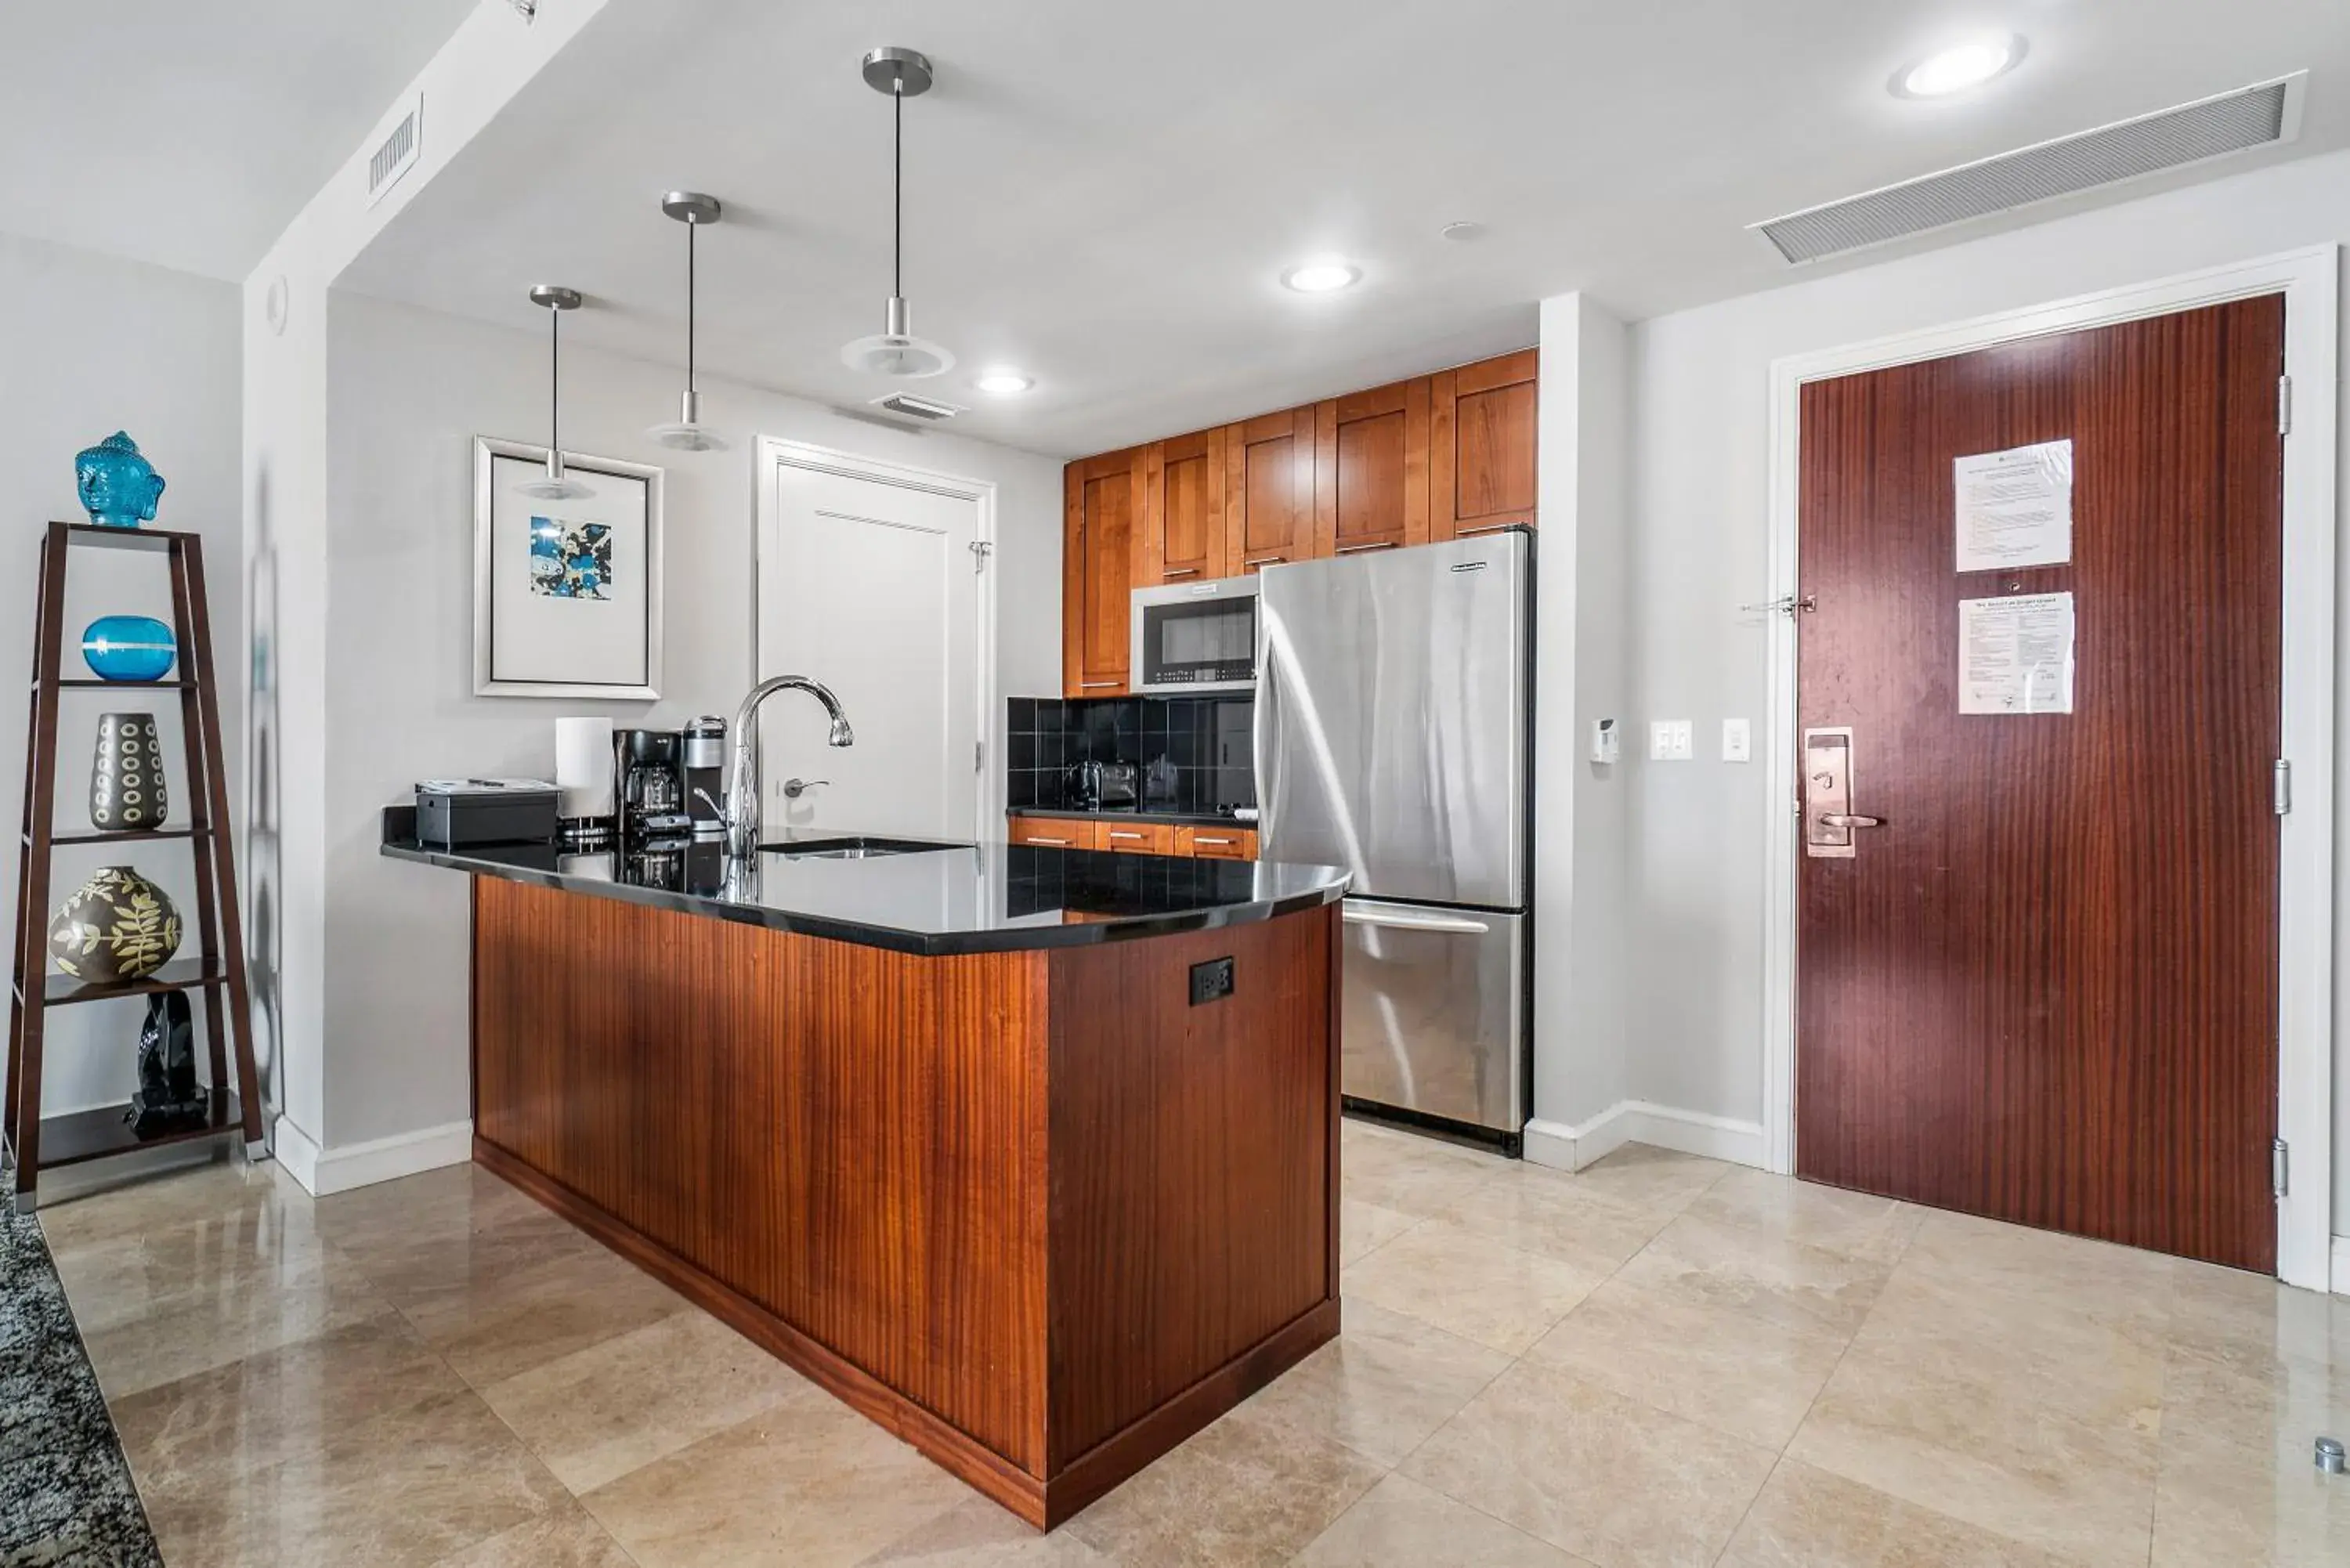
[1243,555,1287,568]
[1457,522,1520,537]
[1079,681,1121,689]
[1108,831,1146,840]
[1026,835,1073,846]
[1335,541,1397,555]
[1194,836,1233,846]
[1162,567,1200,579]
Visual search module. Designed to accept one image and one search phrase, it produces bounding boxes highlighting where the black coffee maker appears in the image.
[615,729,691,844]
[682,716,728,838]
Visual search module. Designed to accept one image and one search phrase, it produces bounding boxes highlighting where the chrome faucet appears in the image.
[725,676,854,858]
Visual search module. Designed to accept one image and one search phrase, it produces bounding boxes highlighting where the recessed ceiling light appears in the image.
[974,370,1033,395]
[1893,34,2026,99]
[1282,262,1361,293]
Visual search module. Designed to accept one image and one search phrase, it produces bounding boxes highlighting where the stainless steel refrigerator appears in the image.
[1254,529,1531,1144]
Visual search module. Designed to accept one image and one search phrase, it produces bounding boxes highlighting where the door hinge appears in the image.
[2275,759,2292,816]
[2279,374,2293,435]
[969,539,993,573]
[2272,1136,2290,1198]
[974,739,984,773]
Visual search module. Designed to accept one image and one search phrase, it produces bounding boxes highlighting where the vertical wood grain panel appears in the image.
[1314,378,1431,556]
[1142,428,1228,584]
[1226,409,1317,572]
[1795,296,2284,1272]
[1432,349,1538,538]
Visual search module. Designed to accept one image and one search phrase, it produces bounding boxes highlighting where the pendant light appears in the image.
[840,46,953,378]
[515,284,595,500]
[647,190,728,451]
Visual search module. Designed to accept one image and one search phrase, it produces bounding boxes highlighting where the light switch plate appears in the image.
[1650,720,1694,761]
[1722,718,1752,763]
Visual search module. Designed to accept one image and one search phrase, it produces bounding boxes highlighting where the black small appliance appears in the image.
[615,729,691,844]
[1096,761,1140,808]
[682,716,728,837]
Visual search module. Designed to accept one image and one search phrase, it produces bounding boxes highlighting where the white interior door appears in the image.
[757,448,983,840]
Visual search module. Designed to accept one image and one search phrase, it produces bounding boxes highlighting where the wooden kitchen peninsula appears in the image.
[381,818,1349,1528]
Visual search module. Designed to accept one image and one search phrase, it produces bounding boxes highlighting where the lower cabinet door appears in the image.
[1100,821,1176,855]
[1340,899,1525,1135]
[1007,816,1100,850]
[1175,825,1258,861]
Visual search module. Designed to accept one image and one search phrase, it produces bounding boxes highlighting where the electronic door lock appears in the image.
[1802,727,1883,858]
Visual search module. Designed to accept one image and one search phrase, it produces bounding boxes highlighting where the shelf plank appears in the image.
[29,827,211,847]
[49,677,195,690]
[56,522,183,552]
[28,957,227,1009]
[35,1088,239,1169]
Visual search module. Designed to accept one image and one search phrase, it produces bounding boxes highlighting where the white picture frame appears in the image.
[472,437,665,699]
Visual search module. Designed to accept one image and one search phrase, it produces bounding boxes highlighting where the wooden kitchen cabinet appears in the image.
[1430,349,1538,540]
[1314,378,1431,559]
[1063,447,1147,696]
[1140,428,1229,585]
[1008,816,1102,850]
[1174,824,1259,862]
[1098,821,1177,855]
[1224,409,1317,574]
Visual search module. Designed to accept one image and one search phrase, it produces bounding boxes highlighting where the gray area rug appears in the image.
[0,1210,161,1567]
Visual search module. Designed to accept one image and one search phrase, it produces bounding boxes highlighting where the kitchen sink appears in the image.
[763,836,960,860]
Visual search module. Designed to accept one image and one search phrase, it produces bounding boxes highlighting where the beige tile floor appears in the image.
[36,1120,2350,1567]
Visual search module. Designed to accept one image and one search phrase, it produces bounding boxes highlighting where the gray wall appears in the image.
[322,291,1062,1150]
[0,229,241,1115]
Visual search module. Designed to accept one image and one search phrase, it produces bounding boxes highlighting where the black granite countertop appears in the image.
[1007,806,1259,829]
[380,811,1345,957]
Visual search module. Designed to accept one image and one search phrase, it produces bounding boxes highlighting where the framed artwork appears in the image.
[472,438,665,698]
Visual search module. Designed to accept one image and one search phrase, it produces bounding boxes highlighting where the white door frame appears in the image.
[1759,246,2339,1291]
[754,435,999,844]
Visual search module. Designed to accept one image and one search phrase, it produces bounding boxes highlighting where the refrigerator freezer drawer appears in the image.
[1340,899,1525,1134]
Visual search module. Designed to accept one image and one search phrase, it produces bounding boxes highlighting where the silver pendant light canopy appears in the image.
[648,190,729,451]
[515,284,595,500]
[841,46,953,378]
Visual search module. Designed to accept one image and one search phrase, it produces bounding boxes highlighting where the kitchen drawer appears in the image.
[1099,821,1176,855]
[1007,816,1100,850]
[1175,825,1258,862]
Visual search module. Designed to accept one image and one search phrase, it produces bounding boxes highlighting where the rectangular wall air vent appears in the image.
[1753,74,2302,265]
[872,392,964,421]
[366,92,424,208]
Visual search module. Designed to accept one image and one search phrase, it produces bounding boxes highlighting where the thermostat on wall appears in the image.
[1591,718,1619,765]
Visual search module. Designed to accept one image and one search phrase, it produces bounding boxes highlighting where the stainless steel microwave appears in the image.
[1130,576,1258,694]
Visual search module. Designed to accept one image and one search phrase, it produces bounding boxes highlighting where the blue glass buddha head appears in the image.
[74,432,167,529]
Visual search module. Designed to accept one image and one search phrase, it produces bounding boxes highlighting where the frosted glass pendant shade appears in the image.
[648,388,729,451]
[514,449,595,501]
[841,296,953,378]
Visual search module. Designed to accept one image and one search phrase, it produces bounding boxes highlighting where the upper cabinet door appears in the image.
[1430,349,1538,539]
[1224,409,1316,574]
[1314,378,1431,559]
[1141,428,1229,584]
[1063,448,1146,695]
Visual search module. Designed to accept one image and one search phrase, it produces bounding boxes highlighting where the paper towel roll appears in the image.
[555,717,615,818]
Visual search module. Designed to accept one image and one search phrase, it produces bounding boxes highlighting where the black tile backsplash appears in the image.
[1006,695,1256,818]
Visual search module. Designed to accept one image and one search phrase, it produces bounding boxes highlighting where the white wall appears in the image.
[0,230,241,1116]
[1599,144,2350,1231]
[321,291,1061,1151]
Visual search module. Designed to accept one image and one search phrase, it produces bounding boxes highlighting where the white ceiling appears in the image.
[340,4,2350,453]
[0,0,480,281]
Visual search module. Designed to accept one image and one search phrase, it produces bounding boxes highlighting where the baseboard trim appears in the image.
[2333,1234,2349,1297]
[271,1114,472,1197]
[1524,1101,1768,1173]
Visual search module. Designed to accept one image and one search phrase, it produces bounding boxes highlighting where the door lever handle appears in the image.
[1817,813,1884,829]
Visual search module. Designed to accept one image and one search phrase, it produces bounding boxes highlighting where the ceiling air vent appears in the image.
[1753,74,2303,265]
[366,92,424,208]
[871,392,964,421]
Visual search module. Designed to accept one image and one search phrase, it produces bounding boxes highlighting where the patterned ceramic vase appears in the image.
[48,865,182,985]
[90,712,167,830]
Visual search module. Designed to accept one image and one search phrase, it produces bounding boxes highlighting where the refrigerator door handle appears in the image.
[1342,900,1492,935]
[1253,634,1280,846]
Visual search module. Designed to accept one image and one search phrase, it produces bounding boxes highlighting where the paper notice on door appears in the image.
[1959,592,2075,714]
[1954,439,2073,572]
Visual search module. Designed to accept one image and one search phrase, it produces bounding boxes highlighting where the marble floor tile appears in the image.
[1897,1207,2176,1329]
[401,1235,690,1387]
[1240,1297,1511,1465]
[2152,1343,2350,1566]
[334,1203,609,1319]
[1610,1211,1893,1338]
[1431,1165,1672,1276]
[479,1306,812,1493]
[1292,1472,1595,1567]
[49,1200,334,1335]
[582,1393,972,1568]
[139,1386,572,1568]
[2167,1261,2350,1382]
[427,1495,642,1568]
[1339,1122,1506,1218]
[313,1162,546,1254]
[111,1311,467,1487]
[1341,1219,1603,1355]
[1683,1167,1925,1266]
[1339,1198,1419,1266]
[1717,1459,2076,1567]
[1524,1272,1853,1448]
[1401,1359,1779,1568]
[35,1157,300,1253]
[1558,1144,1730,1216]
[856,1496,1116,1565]
[1063,1407,1384,1568]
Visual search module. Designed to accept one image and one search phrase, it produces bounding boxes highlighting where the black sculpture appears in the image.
[126,992,208,1137]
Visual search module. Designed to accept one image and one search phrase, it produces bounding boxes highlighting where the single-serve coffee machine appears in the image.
[614,728,691,844]
[682,716,728,838]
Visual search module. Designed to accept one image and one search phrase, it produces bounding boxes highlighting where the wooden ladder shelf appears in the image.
[4,522,266,1212]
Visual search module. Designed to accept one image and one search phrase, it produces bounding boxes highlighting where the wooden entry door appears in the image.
[1794,295,2285,1274]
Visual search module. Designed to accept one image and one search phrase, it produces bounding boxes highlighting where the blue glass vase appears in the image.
[81,616,177,682]
[74,432,167,528]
